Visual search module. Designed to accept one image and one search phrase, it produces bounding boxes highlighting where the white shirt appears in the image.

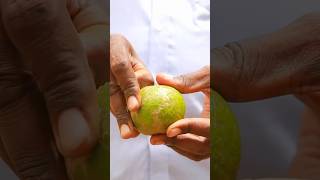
[110,0,210,180]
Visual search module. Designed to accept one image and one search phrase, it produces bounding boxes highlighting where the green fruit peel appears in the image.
[212,90,241,180]
[131,85,186,135]
[66,83,109,180]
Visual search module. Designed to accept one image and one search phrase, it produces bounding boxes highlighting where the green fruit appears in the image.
[131,85,186,135]
[212,90,241,180]
[210,91,240,180]
[66,83,109,180]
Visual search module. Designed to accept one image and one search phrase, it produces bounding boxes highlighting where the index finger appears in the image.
[131,53,154,88]
[110,74,139,139]
[110,35,141,111]
[166,118,210,138]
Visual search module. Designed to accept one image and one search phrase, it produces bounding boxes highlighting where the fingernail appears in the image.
[127,96,139,112]
[120,124,131,139]
[167,128,181,137]
[58,108,91,154]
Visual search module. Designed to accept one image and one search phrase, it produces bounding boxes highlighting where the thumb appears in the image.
[156,66,210,93]
[1,0,100,157]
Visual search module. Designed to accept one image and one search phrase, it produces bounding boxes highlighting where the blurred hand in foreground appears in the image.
[212,12,320,179]
[0,0,107,179]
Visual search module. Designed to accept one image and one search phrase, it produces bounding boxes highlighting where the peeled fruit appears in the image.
[212,90,241,180]
[131,85,186,135]
[66,83,109,180]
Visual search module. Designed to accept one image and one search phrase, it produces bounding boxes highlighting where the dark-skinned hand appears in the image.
[212,13,320,179]
[151,66,210,161]
[110,34,153,139]
[0,0,107,179]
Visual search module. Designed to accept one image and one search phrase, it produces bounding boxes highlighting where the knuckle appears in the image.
[218,43,250,101]
[111,34,129,46]
[175,75,192,88]
[185,119,194,133]
[109,82,121,97]
[114,111,131,124]
[166,138,177,146]
[3,0,58,30]
[41,65,94,113]
[13,150,52,179]
[111,34,126,42]
[111,60,129,75]
[122,77,139,97]
[138,75,154,87]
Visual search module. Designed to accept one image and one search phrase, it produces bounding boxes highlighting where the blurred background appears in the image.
[212,0,320,178]
[0,0,108,179]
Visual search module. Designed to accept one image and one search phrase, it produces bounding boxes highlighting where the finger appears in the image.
[1,0,101,157]
[156,66,209,93]
[110,75,139,139]
[80,25,108,87]
[70,0,109,87]
[131,57,154,88]
[212,13,320,102]
[151,134,210,156]
[0,83,68,179]
[67,0,108,31]
[170,146,209,161]
[1,92,68,180]
[110,90,139,139]
[166,118,210,138]
[110,34,140,112]
[0,20,68,179]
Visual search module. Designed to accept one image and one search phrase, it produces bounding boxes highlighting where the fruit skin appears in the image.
[131,85,186,135]
[66,83,109,180]
[211,90,241,180]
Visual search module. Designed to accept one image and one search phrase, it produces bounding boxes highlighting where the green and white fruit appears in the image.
[212,90,241,180]
[66,83,109,180]
[131,85,186,135]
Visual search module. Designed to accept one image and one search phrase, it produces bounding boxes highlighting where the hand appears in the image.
[0,0,107,179]
[212,13,320,102]
[110,34,154,139]
[150,66,210,161]
[212,12,320,178]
